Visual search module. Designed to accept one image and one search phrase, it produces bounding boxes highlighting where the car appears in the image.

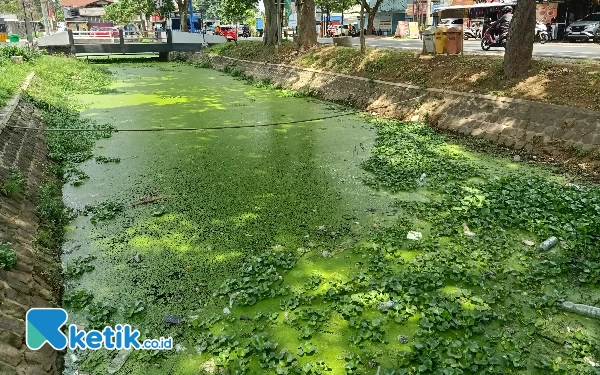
[218,25,237,41]
[339,24,360,37]
[566,13,600,42]
[90,26,119,38]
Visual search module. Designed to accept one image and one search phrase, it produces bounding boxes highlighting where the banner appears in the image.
[408,22,419,38]
[395,21,409,37]
[285,0,297,27]
[452,0,474,5]
[536,2,558,24]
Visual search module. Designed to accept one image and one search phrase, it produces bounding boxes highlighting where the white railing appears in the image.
[71,30,168,44]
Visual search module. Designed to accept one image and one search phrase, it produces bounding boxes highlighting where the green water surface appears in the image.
[62,65,401,373]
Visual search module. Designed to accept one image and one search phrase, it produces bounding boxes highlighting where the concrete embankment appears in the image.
[199,54,600,161]
[0,82,62,375]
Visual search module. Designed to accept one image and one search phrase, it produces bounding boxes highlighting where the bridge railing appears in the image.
[71,30,168,44]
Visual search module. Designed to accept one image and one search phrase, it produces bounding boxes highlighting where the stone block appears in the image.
[0,313,24,335]
[563,129,576,141]
[0,299,26,319]
[0,341,22,366]
[24,350,54,371]
[0,361,18,375]
[593,134,600,146]
[10,56,23,64]
[581,133,595,145]
[0,328,22,348]
[524,143,535,152]
[514,140,527,150]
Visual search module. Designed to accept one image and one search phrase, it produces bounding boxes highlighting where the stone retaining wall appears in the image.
[203,55,600,156]
[0,94,62,373]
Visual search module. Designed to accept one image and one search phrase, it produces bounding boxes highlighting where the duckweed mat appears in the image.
[61,64,600,375]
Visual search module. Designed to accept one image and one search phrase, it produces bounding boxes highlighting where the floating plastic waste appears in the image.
[561,301,600,319]
[406,231,422,241]
[539,236,558,251]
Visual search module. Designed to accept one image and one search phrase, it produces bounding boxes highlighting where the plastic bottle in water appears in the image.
[561,301,600,319]
[539,236,558,250]
[377,301,395,312]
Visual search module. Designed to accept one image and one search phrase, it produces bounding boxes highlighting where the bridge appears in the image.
[36,29,226,59]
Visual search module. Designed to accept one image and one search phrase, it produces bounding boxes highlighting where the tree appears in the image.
[503,0,536,78]
[220,0,256,24]
[0,0,18,15]
[359,0,365,53]
[359,0,388,35]
[263,0,280,46]
[297,0,317,49]
[175,0,190,31]
[220,0,256,42]
[104,0,158,29]
[194,0,222,20]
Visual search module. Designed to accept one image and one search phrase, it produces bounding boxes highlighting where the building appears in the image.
[61,0,114,31]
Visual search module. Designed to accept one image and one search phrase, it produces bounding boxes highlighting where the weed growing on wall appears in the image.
[0,168,26,197]
[0,242,17,269]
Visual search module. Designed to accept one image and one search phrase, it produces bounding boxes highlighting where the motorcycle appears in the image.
[481,28,507,50]
[534,21,548,43]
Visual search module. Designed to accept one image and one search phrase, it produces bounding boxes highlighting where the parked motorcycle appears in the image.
[481,28,507,50]
[534,21,548,43]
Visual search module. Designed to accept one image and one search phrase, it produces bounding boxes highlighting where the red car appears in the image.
[218,26,237,41]
[90,26,119,38]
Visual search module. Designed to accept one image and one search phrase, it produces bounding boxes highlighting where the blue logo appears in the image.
[26,308,173,350]
[26,308,69,350]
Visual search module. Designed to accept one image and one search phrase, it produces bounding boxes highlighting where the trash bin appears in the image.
[8,34,19,43]
[422,26,436,54]
[446,26,463,54]
[434,26,447,54]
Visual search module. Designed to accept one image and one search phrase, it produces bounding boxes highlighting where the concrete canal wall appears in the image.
[0,85,62,374]
[203,55,600,157]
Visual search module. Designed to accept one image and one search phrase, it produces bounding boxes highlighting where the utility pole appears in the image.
[426,0,432,26]
[41,0,51,35]
[275,0,281,54]
[21,0,33,43]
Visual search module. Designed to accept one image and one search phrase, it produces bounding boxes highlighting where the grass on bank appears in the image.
[205,41,600,111]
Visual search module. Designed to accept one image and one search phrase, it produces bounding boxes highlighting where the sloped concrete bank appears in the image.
[199,54,600,158]
[0,93,62,373]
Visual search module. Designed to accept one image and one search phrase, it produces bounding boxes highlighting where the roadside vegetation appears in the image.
[0,46,39,107]
[1,47,114,267]
[205,41,600,111]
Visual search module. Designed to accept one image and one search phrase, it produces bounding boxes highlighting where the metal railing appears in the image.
[71,30,168,44]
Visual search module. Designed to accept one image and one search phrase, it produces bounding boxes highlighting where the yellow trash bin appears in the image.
[446,26,463,55]
[434,25,447,54]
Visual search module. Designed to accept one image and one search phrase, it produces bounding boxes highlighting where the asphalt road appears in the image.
[247,36,600,60]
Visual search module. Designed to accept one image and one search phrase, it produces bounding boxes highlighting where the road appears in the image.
[247,36,600,60]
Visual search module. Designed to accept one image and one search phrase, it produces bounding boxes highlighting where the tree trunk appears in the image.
[367,11,375,35]
[503,0,536,79]
[264,0,279,46]
[359,0,366,53]
[297,0,317,50]
[176,0,189,32]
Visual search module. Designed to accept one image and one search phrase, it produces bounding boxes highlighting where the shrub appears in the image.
[1,169,26,197]
[0,45,42,62]
[0,242,17,269]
